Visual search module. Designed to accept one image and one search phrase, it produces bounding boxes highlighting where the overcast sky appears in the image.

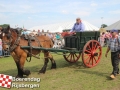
[0,0,120,29]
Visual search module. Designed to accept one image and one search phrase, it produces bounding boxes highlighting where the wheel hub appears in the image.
[91,51,98,56]
[91,51,95,56]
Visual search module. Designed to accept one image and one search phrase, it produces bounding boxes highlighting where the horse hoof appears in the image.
[51,63,56,69]
[39,70,46,74]
[16,75,23,78]
[24,70,31,76]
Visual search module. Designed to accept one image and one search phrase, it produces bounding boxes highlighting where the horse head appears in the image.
[1,25,12,51]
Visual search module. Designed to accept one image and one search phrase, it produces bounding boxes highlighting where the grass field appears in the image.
[0,47,120,90]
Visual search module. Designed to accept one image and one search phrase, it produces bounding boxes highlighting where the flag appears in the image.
[0,74,12,88]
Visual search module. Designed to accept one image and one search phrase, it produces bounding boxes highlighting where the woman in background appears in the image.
[0,39,2,57]
[100,32,105,47]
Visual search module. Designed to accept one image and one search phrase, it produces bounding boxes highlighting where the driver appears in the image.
[70,17,85,32]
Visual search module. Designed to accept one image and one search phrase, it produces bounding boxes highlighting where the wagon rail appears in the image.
[21,46,81,53]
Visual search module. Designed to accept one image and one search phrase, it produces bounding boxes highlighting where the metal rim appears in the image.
[82,40,102,68]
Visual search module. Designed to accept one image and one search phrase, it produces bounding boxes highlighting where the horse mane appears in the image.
[10,28,22,35]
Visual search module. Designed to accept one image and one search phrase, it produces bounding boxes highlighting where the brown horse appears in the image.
[0,26,56,78]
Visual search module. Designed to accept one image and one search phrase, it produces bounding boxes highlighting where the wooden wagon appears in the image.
[21,31,102,68]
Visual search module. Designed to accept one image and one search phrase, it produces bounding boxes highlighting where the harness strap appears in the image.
[34,36,41,57]
[26,36,41,62]
[9,37,20,52]
[26,36,32,62]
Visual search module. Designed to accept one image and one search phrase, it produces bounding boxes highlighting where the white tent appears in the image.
[29,20,99,32]
[105,20,120,30]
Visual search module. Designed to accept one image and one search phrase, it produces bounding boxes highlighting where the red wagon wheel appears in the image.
[82,40,102,68]
[63,52,81,63]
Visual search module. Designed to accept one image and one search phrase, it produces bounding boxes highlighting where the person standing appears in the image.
[38,30,41,36]
[105,31,111,46]
[0,39,2,57]
[105,29,120,79]
[32,30,37,36]
[100,32,105,47]
[41,29,45,35]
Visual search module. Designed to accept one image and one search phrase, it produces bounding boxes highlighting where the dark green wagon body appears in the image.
[64,31,100,51]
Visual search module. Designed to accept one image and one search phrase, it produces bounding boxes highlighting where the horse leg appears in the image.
[11,52,23,78]
[11,52,30,78]
[15,61,24,78]
[48,52,56,69]
[19,53,31,77]
[39,51,49,74]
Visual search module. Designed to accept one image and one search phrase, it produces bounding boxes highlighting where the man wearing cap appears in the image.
[70,18,85,32]
[105,29,120,79]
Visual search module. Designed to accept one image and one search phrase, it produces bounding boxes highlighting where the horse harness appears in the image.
[25,35,41,62]
[2,29,41,62]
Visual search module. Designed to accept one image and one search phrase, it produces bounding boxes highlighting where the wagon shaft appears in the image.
[21,46,81,53]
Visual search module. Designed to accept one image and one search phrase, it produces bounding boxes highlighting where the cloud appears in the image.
[28,17,32,19]
[91,2,98,6]
[0,3,35,13]
[20,5,32,10]
[0,0,119,29]
[109,10,120,14]
[61,10,69,14]
[101,0,120,6]
[96,10,104,13]
[0,4,5,9]
[73,11,90,16]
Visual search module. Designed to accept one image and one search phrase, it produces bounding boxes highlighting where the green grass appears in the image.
[0,47,120,90]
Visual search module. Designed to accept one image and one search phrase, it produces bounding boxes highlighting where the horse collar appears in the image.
[9,37,20,52]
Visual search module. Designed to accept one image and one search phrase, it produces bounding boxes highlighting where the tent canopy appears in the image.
[105,20,120,30]
[29,20,99,32]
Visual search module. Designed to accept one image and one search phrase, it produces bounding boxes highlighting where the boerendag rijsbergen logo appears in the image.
[0,74,40,89]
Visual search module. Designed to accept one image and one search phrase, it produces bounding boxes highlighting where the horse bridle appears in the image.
[2,29,20,52]
[2,31,13,47]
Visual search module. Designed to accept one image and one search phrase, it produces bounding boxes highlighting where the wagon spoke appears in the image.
[91,57,94,66]
[93,42,97,51]
[84,55,91,63]
[84,54,91,59]
[84,54,91,57]
[73,54,75,61]
[67,53,71,59]
[91,41,94,51]
[74,54,78,60]
[88,45,92,51]
[85,50,91,54]
[70,54,73,62]
[74,53,79,58]
[94,46,100,52]
[88,57,92,65]
[93,57,97,63]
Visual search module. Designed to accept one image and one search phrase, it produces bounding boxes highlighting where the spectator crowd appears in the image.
[99,31,119,47]
[23,29,63,42]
